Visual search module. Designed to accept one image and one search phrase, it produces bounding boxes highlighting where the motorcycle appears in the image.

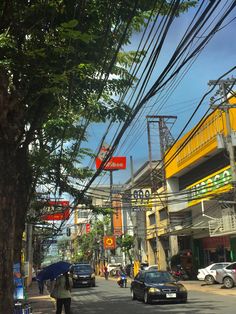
[170,266,189,281]
[117,273,127,288]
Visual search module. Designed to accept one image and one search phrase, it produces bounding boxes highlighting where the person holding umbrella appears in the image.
[53,272,72,314]
[36,261,72,313]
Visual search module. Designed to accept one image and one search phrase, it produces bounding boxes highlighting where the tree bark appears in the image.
[0,143,18,312]
[0,71,31,312]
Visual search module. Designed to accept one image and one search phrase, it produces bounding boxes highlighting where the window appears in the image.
[226,263,236,270]
[210,263,229,270]
[149,213,156,225]
[159,208,168,221]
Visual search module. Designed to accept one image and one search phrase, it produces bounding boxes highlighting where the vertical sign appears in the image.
[112,195,123,236]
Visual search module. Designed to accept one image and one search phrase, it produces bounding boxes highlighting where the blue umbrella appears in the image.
[37,261,71,281]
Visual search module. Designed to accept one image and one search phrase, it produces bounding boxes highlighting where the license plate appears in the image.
[166,293,176,298]
[82,281,88,284]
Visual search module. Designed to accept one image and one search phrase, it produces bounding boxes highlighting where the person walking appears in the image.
[37,279,44,294]
[54,272,72,314]
[104,265,108,280]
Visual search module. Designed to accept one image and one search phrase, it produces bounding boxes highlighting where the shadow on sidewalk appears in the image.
[27,281,55,313]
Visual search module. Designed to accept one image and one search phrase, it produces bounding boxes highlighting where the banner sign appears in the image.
[41,200,70,221]
[103,235,116,250]
[112,196,123,236]
[95,156,126,170]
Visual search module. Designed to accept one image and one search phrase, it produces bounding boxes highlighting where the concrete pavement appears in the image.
[26,278,236,313]
[27,281,55,313]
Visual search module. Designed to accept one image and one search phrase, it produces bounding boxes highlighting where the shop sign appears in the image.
[131,188,152,209]
[185,166,232,205]
[103,235,116,250]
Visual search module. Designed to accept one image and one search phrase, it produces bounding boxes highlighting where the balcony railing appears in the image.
[209,214,236,236]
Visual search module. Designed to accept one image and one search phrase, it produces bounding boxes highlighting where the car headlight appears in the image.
[73,274,78,279]
[91,273,95,278]
[179,285,187,292]
[149,287,160,293]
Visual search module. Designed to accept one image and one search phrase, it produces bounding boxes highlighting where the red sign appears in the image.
[86,223,91,233]
[103,235,116,250]
[41,200,70,221]
[95,156,126,170]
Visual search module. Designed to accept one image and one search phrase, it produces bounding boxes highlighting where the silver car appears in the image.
[215,262,236,288]
[197,262,231,284]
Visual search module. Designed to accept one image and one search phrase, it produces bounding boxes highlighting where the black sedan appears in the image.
[71,263,96,287]
[130,270,187,304]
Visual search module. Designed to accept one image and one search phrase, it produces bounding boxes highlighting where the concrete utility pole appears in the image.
[208,79,236,196]
[130,156,140,274]
[146,115,176,265]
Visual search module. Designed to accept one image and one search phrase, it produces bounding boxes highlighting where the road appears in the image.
[70,278,236,314]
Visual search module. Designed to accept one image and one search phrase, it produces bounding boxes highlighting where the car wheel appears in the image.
[223,276,234,289]
[131,289,137,300]
[205,275,215,285]
[144,291,151,304]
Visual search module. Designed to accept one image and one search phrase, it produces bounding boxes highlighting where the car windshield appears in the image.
[145,272,175,284]
[73,265,92,273]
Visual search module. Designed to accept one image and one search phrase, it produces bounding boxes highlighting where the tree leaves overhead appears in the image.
[0,0,197,200]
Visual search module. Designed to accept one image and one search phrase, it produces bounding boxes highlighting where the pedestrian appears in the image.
[37,279,44,294]
[53,272,72,314]
[104,265,108,280]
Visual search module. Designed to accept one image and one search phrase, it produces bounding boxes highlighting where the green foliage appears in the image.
[116,234,134,263]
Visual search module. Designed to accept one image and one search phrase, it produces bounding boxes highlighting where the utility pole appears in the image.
[146,115,176,266]
[130,156,140,275]
[208,79,236,199]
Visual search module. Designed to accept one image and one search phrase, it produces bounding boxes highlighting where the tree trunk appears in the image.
[0,143,18,312]
[0,70,32,312]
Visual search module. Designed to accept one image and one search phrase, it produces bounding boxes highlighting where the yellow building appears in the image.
[163,105,236,269]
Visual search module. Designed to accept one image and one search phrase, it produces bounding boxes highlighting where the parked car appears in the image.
[215,262,236,288]
[130,270,187,304]
[70,263,95,287]
[197,262,231,285]
[107,263,121,276]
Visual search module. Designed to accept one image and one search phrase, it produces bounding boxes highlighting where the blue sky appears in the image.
[85,2,236,187]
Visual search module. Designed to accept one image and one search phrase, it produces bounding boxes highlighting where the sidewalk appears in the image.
[27,281,55,314]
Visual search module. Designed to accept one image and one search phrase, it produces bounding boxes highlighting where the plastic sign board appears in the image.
[95,156,126,170]
[41,200,70,221]
[103,235,116,250]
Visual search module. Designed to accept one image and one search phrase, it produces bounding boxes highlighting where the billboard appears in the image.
[95,156,126,170]
[41,200,70,221]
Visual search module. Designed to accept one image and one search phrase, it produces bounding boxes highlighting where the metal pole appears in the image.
[110,170,114,234]
[209,79,236,193]
[221,82,236,185]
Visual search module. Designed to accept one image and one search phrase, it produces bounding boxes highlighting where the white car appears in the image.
[197,262,231,284]
[107,263,121,273]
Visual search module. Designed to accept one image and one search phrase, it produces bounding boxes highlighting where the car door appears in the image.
[225,262,236,282]
[133,272,145,298]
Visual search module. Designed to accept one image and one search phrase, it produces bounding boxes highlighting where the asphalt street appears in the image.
[70,278,236,314]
